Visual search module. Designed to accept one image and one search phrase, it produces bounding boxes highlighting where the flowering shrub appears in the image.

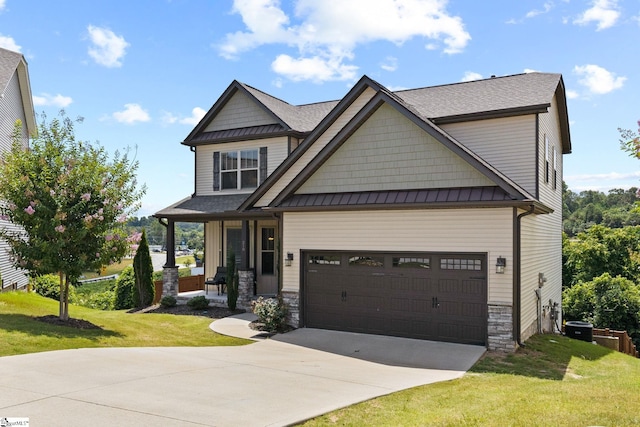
[251,297,287,332]
[31,274,77,303]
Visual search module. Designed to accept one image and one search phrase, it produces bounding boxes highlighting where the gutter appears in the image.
[514,205,535,347]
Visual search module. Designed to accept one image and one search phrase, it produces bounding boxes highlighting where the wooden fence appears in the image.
[153,275,205,304]
[593,328,639,358]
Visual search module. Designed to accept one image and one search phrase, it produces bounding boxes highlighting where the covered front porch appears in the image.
[154,194,281,310]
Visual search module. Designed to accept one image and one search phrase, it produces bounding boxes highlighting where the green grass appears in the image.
[0,292,250,357]
[82,258,133,279]
[303,335,640,426]
[75,278,115,297]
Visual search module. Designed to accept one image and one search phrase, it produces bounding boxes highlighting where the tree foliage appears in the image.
[0,112,144,320]
[563,273,640,345]
[563,183,640,236]
[114,266,135,310]
[563,225,640,287]
[133,229,154,308]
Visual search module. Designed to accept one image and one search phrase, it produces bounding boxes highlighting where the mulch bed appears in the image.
[37,315,104,330]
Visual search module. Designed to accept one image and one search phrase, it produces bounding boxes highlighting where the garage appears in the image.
[303,251,487,345]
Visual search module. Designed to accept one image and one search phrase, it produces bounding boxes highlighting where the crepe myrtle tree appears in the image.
[0,112,145,320]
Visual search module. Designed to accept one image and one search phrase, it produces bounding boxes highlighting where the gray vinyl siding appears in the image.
[195,137,288,196]
[282,208,514,304]
[1,72,29,289]
[519,96,564,340]
[204,91,276,132]
[298,103,494,194]
[255,87,377,207]
[1,71,29,151]
[440,115,537,196]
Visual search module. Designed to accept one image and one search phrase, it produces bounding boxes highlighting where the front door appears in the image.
[257,226,277,295]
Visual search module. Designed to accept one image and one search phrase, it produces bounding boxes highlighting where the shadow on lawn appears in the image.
[470,334,613,381]
[0,313,122,340]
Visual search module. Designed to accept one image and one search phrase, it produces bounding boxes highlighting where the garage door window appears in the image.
[349,256,384,267]
[440,258,482,271]
[309,254,341,265]
[393,257,430,269]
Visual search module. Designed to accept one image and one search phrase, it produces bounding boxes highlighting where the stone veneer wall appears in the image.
[237,269,254,310]
[281,290,300,327]
[162,266,179,297]
[488,304,516,352]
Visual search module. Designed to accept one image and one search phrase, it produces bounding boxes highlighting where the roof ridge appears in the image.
[393,72,560,94]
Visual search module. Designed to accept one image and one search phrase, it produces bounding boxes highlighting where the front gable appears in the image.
[204,90,278,132]
[298,103,495,194]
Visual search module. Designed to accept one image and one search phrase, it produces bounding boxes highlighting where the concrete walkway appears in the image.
[0,314,485,427]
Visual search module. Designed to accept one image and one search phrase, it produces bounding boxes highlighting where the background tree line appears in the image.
[126,216,204,252]
[562,182,640,346]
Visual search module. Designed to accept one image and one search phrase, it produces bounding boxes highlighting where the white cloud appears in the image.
[461,71,482,82]
[112,103,150,124]
[219,0,470,82]
[380,56,398,72]
[523,68,539,73]
[566,89,579,99]
[87,25,129,68]
[574,0,620,30]
[161,107,206,126]
[525,1,554,18]
[574,64,626,94]
[0,34,21,52]
[565,171,640,192]
[272,54,358,82]
[0,0,5,11]
[179,107,206,125]
[32,93,73,108]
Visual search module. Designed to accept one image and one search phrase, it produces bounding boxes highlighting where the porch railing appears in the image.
[153,274,205,303]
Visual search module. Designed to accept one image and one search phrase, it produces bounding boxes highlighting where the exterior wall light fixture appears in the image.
[285,252,294,267]
[496,256,506,274]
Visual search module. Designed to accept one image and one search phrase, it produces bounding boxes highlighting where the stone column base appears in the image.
[281,291,300,327]
[237,269,254,310]
[162,266,179,298]
[488,304,516,352]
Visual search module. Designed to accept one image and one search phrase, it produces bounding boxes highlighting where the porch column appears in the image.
[160,218,178,298]
[163,218,176,268]
[240,220,250,270]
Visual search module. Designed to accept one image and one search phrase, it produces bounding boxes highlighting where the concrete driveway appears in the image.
[0,314,485,426]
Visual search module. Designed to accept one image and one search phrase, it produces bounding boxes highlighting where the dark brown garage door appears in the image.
[303,252,487,345]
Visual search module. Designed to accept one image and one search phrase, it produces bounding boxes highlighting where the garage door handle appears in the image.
[432,297,440,308]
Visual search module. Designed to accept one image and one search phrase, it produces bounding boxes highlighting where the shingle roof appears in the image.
[0,47,22,93]
[395,73,562,121]
[154,194,254,220]
[241,83,339,132]
[189,124,288,145]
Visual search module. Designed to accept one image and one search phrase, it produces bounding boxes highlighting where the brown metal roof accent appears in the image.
[278,187,519,210]
[183,124,301,146]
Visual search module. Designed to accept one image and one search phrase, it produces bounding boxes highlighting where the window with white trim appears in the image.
[552,146,557,190]
[544,136,550,183]
[221,149,258,190]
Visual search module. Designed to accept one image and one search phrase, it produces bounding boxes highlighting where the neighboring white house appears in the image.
[0,47,36,291]
[155,73,571,351]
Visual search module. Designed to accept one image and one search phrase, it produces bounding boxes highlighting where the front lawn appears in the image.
[0,292,249,357]
[304,335,640,426]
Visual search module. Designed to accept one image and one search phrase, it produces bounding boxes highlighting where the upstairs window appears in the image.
[552,146,557,190]
[544,136,550,183]
[221,149,258,190]
[213,147,267,192]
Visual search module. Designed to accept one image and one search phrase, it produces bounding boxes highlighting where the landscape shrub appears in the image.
[251,297,287,332]
[31,274,76,303]
[160,295,177,308]
[187,295,209,310]
[133,229,155,308]
[80,290,114,310]
[113,266,135,310]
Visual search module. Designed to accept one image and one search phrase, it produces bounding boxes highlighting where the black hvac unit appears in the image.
[565,321,593,342]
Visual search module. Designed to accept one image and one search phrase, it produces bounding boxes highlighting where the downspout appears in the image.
[190,146,197,197]
[514,205,535,347]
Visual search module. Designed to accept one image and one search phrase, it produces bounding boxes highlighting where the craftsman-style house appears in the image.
[155,72,571,351]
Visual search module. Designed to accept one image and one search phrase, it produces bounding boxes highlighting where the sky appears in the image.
[1,0,639,217]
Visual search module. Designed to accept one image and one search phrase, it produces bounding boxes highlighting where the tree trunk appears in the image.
[58,272,69,321]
